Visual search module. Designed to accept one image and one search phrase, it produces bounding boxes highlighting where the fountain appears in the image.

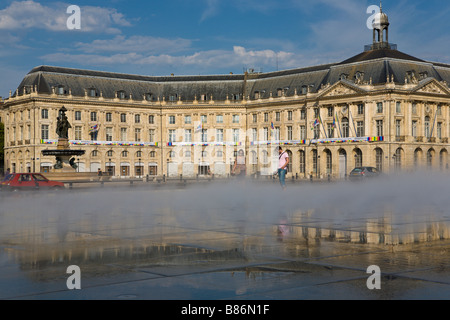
[41,106,87,181]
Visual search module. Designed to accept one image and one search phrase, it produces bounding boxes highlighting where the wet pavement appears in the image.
[0,179,449,302]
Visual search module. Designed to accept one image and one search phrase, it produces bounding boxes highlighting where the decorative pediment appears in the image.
[318,81,365,98]
[414,79,450,95]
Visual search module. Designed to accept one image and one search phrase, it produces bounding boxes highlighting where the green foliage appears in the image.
[0,122,4,171]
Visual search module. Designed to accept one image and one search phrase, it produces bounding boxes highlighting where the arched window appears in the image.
[354,148,363,168]
[414,148,422,168]
[427,149,434,169]
[325,149,332,175]
[299,150,305,174]
[394,148,402,170]
[375,148,383,172]
[286,150,293,173]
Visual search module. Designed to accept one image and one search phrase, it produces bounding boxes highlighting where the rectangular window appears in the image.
[252,128,257,141]
[149,129,155,142]
[135,114,140,123]
[412,103,417,114]
[327,107,334,117]
[106,127,113,141]
[357,121,364,137]
[168,129,176,143]
[300,125,306,140]
[412,121,417,138]
[90,112,97,122]
[216,129,223,142]
[232,129,239,143]
[274,127,280,140]
[376,120,383,136]
[275,112,280,122]
[300,109,306,120]
[437,105,442,116]
[357,104,364,115]
[252,114,257,123]
[377,102,383,114]
[135,128,141,142]
[120,128,127,141]
[395,120,401,137]
[75,126,82,140]
[327,123,334,138]
[41,109,48,119]
[201,115,207,123]
[121,113,126,123]
[396,102,401,114]
[201,129,208,143]
[106,113,112,122]
[185,129,192,142]
[149,115,155,124]
[75,111,81,121]
[287,126,293,140]
[216,114,223,124]
[263,127,269,141]
[264,113,268,122]
[232,114,239,123]
[41,125,49,140]
[437,122,442,139]
[169,115,176,124]
[288,111,293,121]
[184,115,191,124]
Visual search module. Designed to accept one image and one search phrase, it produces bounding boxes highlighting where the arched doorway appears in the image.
[339,149,347,179]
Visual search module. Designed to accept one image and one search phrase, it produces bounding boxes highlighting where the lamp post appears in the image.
[138,157,141,178]
[77,158,80,172]
[108,158,112,176]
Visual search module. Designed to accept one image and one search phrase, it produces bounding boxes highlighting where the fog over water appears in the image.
[0,171,448,243]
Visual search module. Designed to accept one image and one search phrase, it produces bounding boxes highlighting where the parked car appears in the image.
[0,173,65,191]
[349,167,381,181]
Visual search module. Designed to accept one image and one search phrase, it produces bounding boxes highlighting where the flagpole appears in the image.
[335,112,342,138]
[318,112,328,139]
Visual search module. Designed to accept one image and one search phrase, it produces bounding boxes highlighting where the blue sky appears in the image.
[1,0,449,97]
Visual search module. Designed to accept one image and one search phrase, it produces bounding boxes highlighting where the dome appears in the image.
[372,12,389,30]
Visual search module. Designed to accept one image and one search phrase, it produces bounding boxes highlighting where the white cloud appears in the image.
[74,35,193,55]
[0,1,131,34]
[40,45,299,73]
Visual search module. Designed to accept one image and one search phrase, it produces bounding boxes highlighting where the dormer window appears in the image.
[88,88,97,97]
[57,86,65,95]
[301,86,308,95]
[117,90,126,99]
[145,93,153,101]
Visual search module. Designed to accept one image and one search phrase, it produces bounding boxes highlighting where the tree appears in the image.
[0,122,4,174]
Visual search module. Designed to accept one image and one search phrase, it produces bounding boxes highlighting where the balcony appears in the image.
[415,136,423,142]
[395,136,406,142]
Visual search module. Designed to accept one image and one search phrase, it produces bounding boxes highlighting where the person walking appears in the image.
[232,149,246,178]
[277,147,289,190]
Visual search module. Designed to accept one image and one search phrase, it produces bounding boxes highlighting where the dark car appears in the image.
[1,173,65,191]
[349,167,381,181]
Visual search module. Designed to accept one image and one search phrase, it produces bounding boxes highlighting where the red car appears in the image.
[1,173,65,191]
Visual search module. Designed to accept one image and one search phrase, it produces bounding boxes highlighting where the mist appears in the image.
[0,171,448,245]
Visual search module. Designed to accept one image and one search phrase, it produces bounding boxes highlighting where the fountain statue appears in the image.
[42,106,85,171]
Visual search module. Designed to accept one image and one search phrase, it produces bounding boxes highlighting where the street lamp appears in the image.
[77,158,80,172]
[138,157,141,178]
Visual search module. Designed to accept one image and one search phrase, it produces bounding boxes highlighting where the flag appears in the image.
[270,122,274,129]
[195,121,202,133]
[89,124,99,132]
[313,119,320,127]
[332,115,336,128]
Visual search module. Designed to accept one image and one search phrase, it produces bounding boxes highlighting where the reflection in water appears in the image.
[0,174,449,288]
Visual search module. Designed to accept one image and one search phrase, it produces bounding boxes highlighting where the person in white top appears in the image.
[277,146,289,190]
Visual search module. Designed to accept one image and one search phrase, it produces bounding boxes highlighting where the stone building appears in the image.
[1,7,450,179]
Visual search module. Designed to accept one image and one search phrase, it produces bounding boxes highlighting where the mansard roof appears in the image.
[12,47,450,102]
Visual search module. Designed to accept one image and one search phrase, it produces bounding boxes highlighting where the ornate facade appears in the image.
[2,8,450,179]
